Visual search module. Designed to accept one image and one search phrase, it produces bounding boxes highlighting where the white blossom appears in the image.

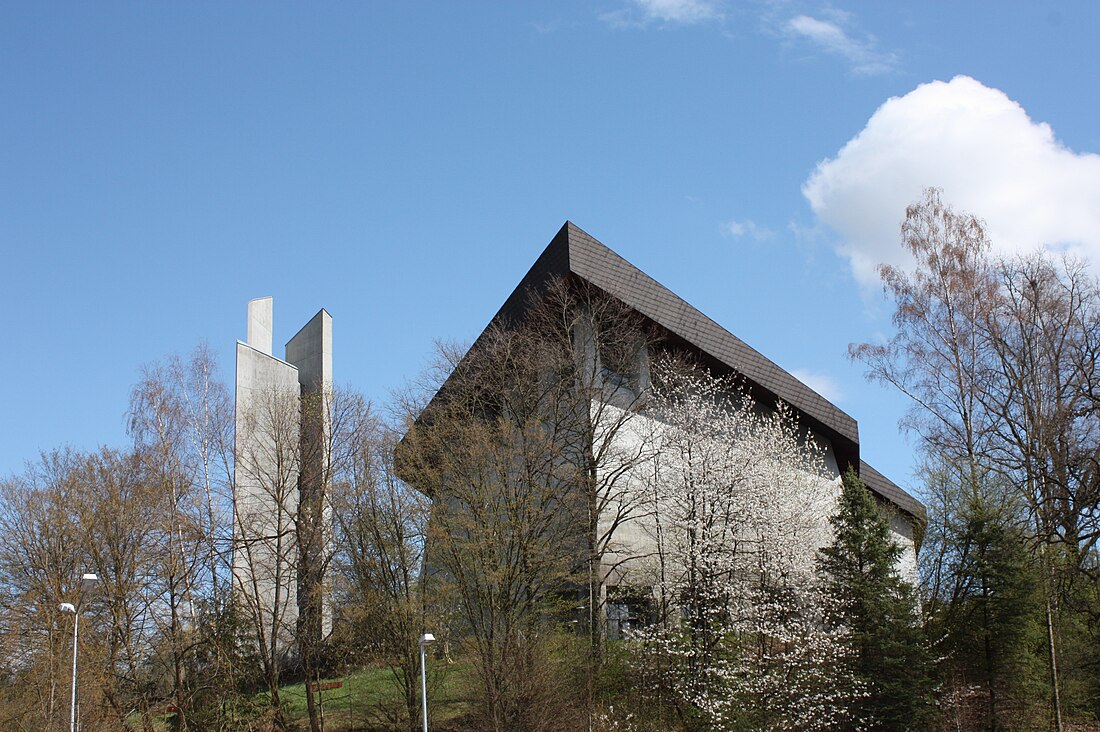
[623,358,865,730]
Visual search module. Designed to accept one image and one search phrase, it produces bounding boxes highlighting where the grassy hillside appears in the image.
[275,661,475,732]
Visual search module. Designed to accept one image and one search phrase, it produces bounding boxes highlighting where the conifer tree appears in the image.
[819,469,931,731]
[930,489,1046,731]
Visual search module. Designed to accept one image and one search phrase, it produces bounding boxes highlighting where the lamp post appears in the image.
[59,573,98,732]
[419,633,435,732]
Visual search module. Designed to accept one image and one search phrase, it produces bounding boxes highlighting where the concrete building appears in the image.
[233,297,332,653]
[419,222,925,629]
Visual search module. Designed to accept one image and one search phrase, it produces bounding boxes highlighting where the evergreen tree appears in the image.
[819,469,932,731]
[931,491,1046,731]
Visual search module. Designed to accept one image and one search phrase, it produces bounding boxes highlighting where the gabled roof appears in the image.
[472,221,924,521]
[860,461,925,523]
[573,223,857,443]
[493,222,856,442]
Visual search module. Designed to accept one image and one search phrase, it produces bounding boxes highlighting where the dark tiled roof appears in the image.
[469,221,924,520]
[859,460,925,522]
[560,222,858,446]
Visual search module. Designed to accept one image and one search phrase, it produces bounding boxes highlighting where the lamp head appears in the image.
[420,633,435,645]
[81,573,98,582]
[59,603,76,614]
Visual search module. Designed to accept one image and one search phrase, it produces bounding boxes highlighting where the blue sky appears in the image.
[3,2,1100,496]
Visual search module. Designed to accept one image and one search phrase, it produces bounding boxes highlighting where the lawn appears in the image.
[275,660,475,731]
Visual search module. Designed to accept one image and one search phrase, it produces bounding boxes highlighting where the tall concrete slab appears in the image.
[285,308,334,638]
[233,305,300,654]
[247,297,274,356]
[286,309,332,393]
[233,300,335,655]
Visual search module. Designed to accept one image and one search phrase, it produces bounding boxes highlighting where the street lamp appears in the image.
[59,573,98,732]
[419,633,435,732]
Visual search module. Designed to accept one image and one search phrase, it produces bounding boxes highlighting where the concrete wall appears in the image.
[285,308,333,638]
[233,338,301,653]
[286,309,332,392]
[247,297,274,356]
[594,400,919,597]
[889,512,919,588]
[232,300,336,651]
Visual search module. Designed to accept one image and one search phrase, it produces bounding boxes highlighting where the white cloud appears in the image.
[803,76,1100,287]
[785,13,896,75]
[791,369,844,404]
[722,218,774,241]
[636,0,718,23]
[602,0,719,27]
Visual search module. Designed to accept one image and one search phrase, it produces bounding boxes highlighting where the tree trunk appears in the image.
[304,672,321,732]
[269,683,285,731]
[1045,595,1063,732]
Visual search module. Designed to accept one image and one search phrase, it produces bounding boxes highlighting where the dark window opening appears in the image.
[606,585,653,640]
[599,341,648,396]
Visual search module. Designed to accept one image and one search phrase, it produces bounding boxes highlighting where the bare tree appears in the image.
[232,380,301,729]
[296,386,370,732]
[851,188,1001,508]
[852,189,1100,729]
[0,450,87,732]
[981,254,1100,561]
[331,416,429,731]
[526,280,659,666]
[128,345,239,731]
[400,278,659,728]
[401,323,583,732]
[79,447,170,731]
[0,448,181,732]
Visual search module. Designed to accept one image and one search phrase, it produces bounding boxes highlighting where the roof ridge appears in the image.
[560,222,858,447]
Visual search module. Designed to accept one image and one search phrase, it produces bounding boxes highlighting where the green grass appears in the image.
[274,660,475,731]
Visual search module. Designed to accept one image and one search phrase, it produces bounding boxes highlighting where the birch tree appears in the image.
[852,188,1100,729]
[128,347,235,731]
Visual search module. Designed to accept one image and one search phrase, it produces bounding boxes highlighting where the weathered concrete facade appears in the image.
[233,297,332,654]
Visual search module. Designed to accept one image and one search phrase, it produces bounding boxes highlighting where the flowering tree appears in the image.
[625,358,863,731]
